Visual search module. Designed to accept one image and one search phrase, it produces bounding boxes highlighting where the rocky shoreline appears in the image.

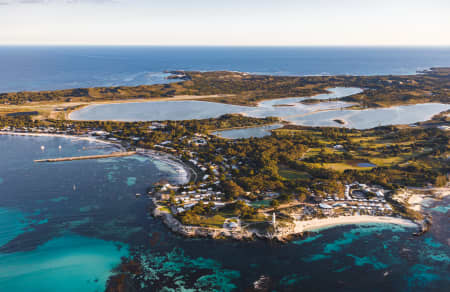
[151,198,421,242]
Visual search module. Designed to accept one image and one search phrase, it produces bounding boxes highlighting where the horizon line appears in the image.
[0,44,450,48]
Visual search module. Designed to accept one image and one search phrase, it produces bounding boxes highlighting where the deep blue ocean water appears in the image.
[0,46,450,92]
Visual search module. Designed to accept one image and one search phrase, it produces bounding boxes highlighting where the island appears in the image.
[0,69,448,242]
[1,68,449,120]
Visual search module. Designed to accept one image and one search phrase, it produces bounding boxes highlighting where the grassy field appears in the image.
[195,215,226,228]
[278,168,312,179]
[273,126,439,174]
[303,162,374,172]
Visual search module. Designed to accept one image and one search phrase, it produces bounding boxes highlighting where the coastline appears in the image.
[153,203,419,242]
[0,131,123,150]
[0,131,192,185]
[136,148,192,185]
[397,187,450,212]
[293,215,418,233]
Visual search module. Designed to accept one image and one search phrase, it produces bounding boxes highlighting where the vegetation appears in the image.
[1,68,448,108]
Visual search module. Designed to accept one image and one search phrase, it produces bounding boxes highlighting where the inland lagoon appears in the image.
[69,87,360,123]
[70,88,450,129]
[0,135,449,291]
[212,124,283,139]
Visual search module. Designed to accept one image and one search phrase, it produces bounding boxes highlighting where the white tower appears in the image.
[272,212,276,227]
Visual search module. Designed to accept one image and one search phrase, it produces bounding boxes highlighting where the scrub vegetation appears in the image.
[1,68,448,108]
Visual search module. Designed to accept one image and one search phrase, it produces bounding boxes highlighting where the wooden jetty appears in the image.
[34,151,136,163]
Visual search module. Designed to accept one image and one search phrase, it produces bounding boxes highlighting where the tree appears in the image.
[435,175,447,187]
[271,199,280,208]
[223,180,245,201]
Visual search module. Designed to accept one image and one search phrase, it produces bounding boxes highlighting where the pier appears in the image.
[34,151,136,163]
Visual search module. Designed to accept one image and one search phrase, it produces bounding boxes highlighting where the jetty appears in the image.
[34,151,136,163]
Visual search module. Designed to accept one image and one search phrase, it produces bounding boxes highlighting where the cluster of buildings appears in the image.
[154,181,227,214]
[318,183,393,216]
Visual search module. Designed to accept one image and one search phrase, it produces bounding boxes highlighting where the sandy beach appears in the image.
[136,148,192,184]
[294,215,418,232]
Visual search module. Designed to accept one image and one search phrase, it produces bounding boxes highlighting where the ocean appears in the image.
[0,46,449,92]
[0,135,449,292]
[0,47,449,291]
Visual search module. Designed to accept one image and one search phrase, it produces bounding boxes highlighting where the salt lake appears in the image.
[70,87,450,130]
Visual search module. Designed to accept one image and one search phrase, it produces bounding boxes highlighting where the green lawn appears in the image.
[197,215,226,228]
[158,206,171,213]
[279,169,311,180]
[250,200,272,208]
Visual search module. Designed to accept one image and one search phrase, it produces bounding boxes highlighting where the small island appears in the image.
[333,119,346,125]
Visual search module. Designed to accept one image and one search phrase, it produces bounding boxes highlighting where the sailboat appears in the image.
[73,184,76,191]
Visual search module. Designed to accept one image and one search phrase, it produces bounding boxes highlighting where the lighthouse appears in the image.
[272,212,276,227]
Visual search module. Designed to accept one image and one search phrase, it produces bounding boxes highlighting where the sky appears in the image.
[0,0,449,46]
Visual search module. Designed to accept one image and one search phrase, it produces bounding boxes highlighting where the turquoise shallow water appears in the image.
[0,206,129,292]
[126,177,137,186]
[430,205,450,214]
[0,234,129,292]
[0,208,29,247]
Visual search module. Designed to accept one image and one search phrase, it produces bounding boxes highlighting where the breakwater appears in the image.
[34,151,136,163]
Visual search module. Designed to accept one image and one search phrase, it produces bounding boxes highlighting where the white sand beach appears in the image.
[294,215,418,232]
